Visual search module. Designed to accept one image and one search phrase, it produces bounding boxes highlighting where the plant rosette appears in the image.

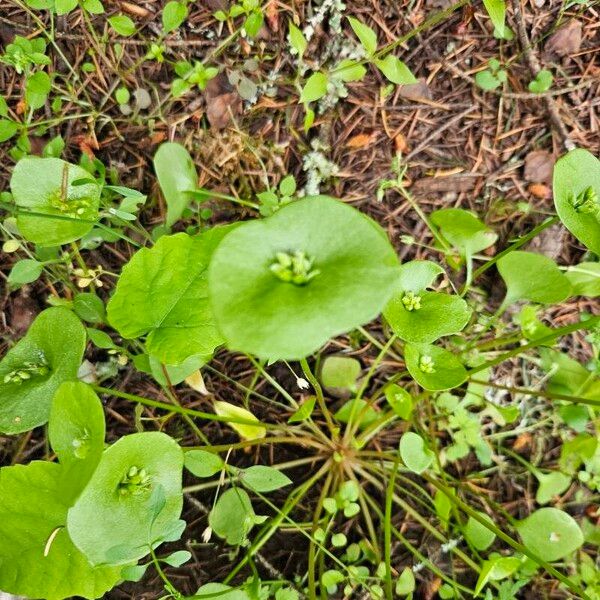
[208,195,401,360]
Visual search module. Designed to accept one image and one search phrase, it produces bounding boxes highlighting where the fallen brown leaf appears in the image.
[345,132,376,149]
[544,19,582,58]
[398,79,432,100]
[524,150,554,184]
[204,74,242,130]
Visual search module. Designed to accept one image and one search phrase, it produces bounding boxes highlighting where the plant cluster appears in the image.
[0,142,599,599]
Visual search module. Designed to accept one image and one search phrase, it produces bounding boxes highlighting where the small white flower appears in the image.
[296,377,310,390]
[201,526,212,543]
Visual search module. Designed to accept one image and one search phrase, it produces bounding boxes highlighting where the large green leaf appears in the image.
[67,432,184,565]
[0,307,86,434]
[430,209,497,258]
[208,196,400,359]
[48,381,106,502]
[404,343,467,391]
[10,157,101,246]
[553,148,600,255]
[0,461,121,600]
[107,230,232,365]
[497,251,572,307]
[153,142,198,227]
[516,507,583,561]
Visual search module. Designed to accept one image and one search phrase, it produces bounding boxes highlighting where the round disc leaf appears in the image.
[0,461,121,600]
[0,307,86,434]
[497,251,571,307]
[553,148,600,255]
[405,343,467,391]
[209,196,400,359]
[516,507,583,562]
[399,431,434,474]
[385,290,471,344]
[11,157,101,246]
[107,230,231,365]
[67,431,184,565]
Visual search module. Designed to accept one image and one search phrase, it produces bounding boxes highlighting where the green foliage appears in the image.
[67,431,184,565]
[162,0,188,32]
[515,508,584,561]
[404,343,467,391]
[384,260,471,344]
[0,307,86,434]
[209,195,400,360]
[209,487,265,545]
[320,355,361,392]
[153,142,198,227]
[566,262,600,297]
[108,14,136,36]
[172,60,219,96]
[10,156,101,245]
[0,462,122,600]
[239,465,292,492]
[553,148,600,255]
[49,381,106,500]
[107,230,231,365]
[185,449,224,477]
[528,69,553,93]
[475,58,507,90]
[399,431,434,474]
[497,251,572,308]
[464,511,496,551]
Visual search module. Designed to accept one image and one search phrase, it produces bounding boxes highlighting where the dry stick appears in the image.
[512,0,575,152]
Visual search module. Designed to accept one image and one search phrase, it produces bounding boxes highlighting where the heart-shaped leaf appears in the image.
[395,260,444,293]
[0,307,86,434]
[553,148,600,255]
[67,432,184,565]
[497,251,571,307]
[107,229,232,365]
[208,196,400,360]
[10,157,101,246]
[516,507,583,561]
[153,142,197,227]
[404,343,467,391]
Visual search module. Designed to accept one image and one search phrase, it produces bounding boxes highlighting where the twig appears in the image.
[512,0,575,151]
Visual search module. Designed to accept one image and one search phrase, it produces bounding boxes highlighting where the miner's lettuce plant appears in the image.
[0,146,599,599]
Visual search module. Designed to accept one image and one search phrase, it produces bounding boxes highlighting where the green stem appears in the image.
[422,475,590,600]
[468,316,600,375]
[300,357,339,440]
[470,216,559,282]
[91,384,280,430]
